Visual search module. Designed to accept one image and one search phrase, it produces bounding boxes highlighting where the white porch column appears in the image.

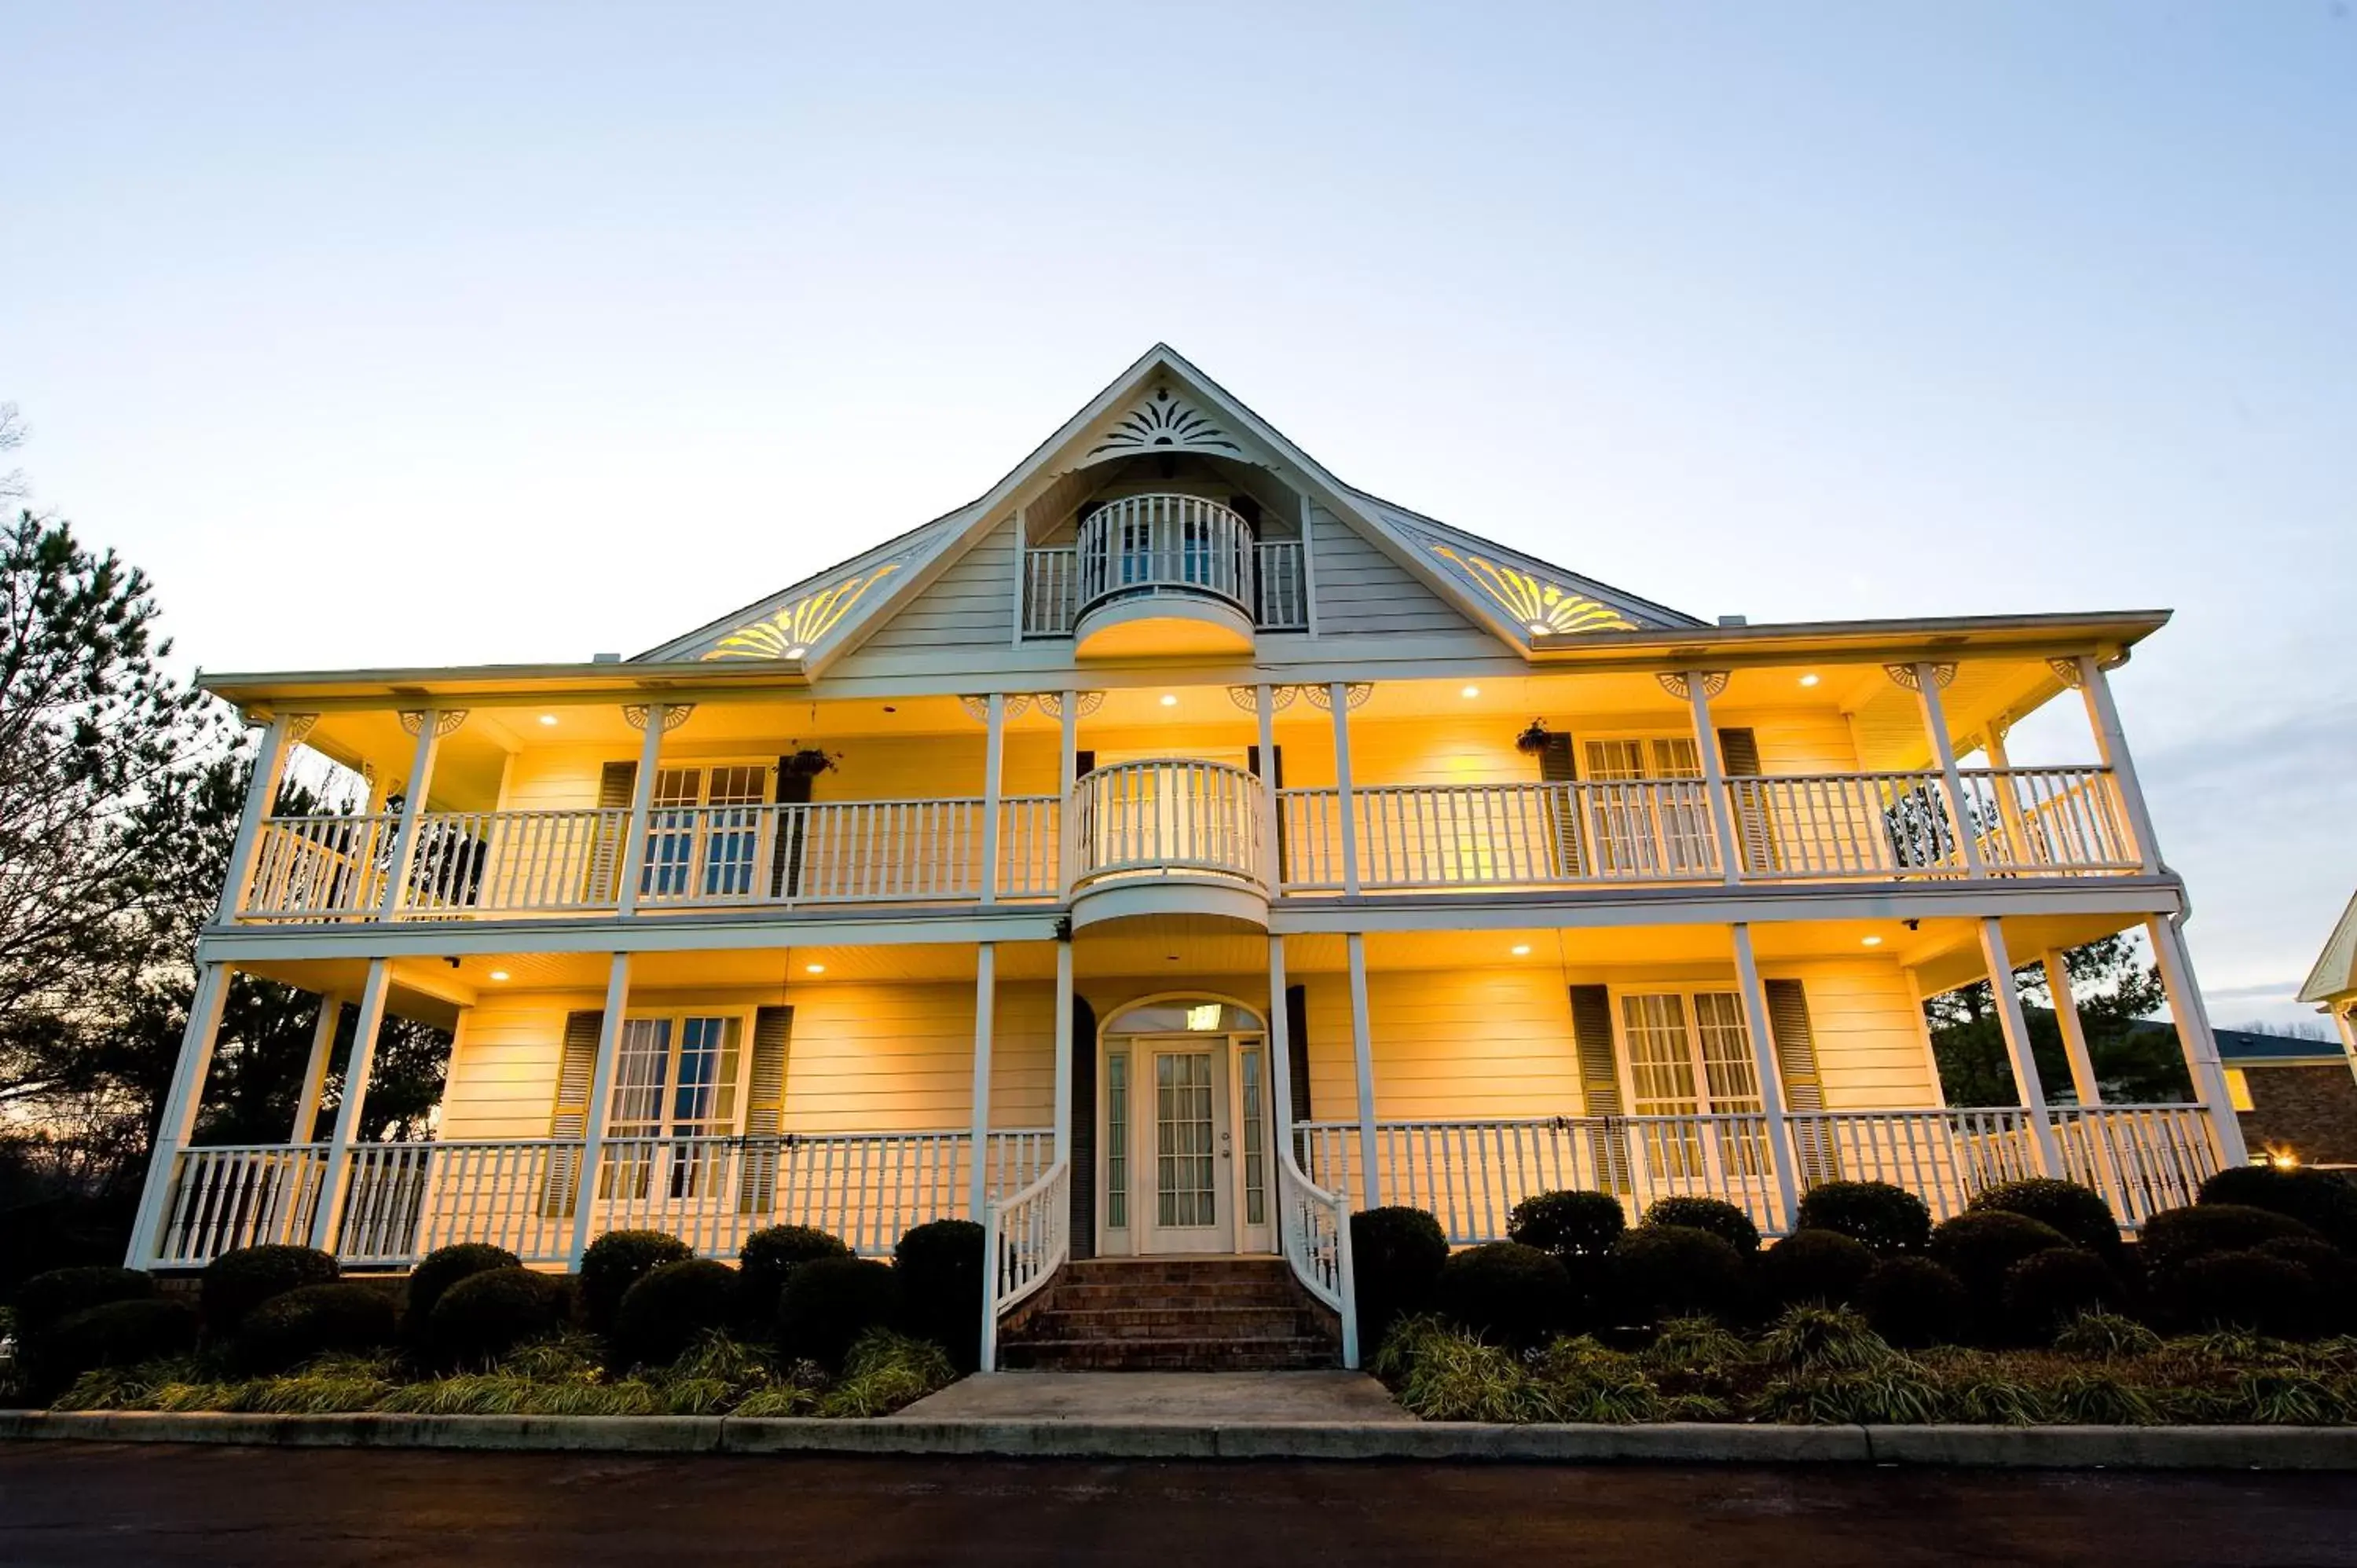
[2146,914,2251,1166]
[1980,723,2034,870]
[1266,935,1296,1158]
[1057,688,1079,899]
[2041,950,2103,1107]
[1255,683,1281,890]
[218,713,300,921]
[1329,683,1361,896]
[1345,931,1379,1208]
[124,962,233,1266]
[1729,924,1800,1230]
[1978,918,2063,1176]
[291,991,346,1144]
[1910,664,1983,877]
[1681,671,1743,885]
[1051,937,1074,1167]
[614,705,669,916]
[379,713,447,918]
[2076,655,2164,875]
[970,941,998,1218]
[566,954,635,1264]
[309,958,393,1253]
[979,693,1006,905]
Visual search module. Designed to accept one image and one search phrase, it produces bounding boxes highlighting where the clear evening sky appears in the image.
[5,3,2350,1027]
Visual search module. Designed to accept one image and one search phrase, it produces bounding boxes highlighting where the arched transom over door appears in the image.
[1095,998,1274,1258]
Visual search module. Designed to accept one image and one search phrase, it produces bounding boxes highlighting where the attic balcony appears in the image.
[1023,493,1307,650]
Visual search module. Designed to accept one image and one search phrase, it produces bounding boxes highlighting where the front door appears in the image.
[1097,1005,1276,1258]
[1145,1043,1227,1254]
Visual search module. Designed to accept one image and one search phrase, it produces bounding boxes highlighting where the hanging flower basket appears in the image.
[782,746,841,779]
[1513,720,1553,757]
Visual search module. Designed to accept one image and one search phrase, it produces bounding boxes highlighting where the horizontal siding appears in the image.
[1309,506,1480,636]
[849,519,1017,657]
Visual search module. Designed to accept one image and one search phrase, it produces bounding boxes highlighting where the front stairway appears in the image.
[997,1257,1341,1372]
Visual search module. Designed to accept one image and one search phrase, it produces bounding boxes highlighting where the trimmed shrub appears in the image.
[2198,1167,2357,1255]
[201,1244,339,1336]
[578,1229,693,1334]
[2161,1250,2321,1339]
[739,1225,853,1327]
[2002,1247,2124,1345]
[234,1280,399,1375]
[1431,1241,1575,1349]
[1607,1225,1749,1326]
[1927,1211,2071,1323]
[1506,1190,1626,1261]
[1759,1229,1875,1311]
[2140,1204,2320,1276]
[13,1267,155,1343]
[405,1244,519,1332]
[1351,1207,1451,1354]
[2258,1237,2357,1336]
[1859,1256,1969,1349]
[610,1258,741,1370]
[1969,1179,2123,1256]
[1794,1181,1933,1255]
[893,1219,985,1372]
[777,1256,903,1369]
[1638,1196,1760,1255]
[31,1298,200,1399]
[428,1267,568,1368]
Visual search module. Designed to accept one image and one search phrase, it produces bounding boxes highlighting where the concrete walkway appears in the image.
[894,1371,1413,1423]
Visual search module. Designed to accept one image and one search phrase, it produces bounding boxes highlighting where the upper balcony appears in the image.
[1022,493,1307,651]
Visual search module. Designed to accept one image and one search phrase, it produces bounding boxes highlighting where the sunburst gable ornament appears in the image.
[703,562,904,661]
[1428,544,1637,638]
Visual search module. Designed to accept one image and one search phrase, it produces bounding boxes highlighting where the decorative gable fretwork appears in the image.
[1421,540,1641,639]
[702,559,908,662]
[1084,384,1245,461]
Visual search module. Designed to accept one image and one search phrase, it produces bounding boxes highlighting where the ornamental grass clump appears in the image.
[1757,1305,1893,1375]
[816,1330,956,1418]
[1757,1361,1942,1426]
[1390,1324,1537,1423]
[1638,1317,1750,1376]
[2051,1310,2162,1361]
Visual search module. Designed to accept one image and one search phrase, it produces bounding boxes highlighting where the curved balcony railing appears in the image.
[1074,493,1255,618]
[1070,758,1268,893]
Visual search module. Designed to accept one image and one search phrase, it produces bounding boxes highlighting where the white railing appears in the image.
[332,1139,581,1266]
[1296,1105,2222,1245]
[1723,771,1967,880]
[241,815,395,919]
[1072,759,1267,892]
[152,1145,326,1266]
[1278,779,1721,892]
[1276,1152,1358,1367]
[401,809,627,916]
[1959,766,2140,875]
[980,1160,1070,1372]
[1255,540,1307,629]
[1076,493,1255,617]
[1021,546,1080,636]
[635,797,1061,909]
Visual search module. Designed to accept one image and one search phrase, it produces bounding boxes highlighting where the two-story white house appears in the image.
[127,346,2246,1368]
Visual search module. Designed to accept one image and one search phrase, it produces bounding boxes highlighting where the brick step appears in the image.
[1003,1336,1339,1373]
[1058,1258,1295,1284]
[1047,1279,1304,1307]
[1018,1306,1322,1342]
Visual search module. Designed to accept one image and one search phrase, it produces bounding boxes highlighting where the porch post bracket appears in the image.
[1037,691,1104,718]
[399,709,471,737]
[959,693,1035,722]
[1655,670,1728,701]
[1882,662,1956,691]
[1228,684,1299,713]
[1304,683,1370,711]
[623,702,695,732]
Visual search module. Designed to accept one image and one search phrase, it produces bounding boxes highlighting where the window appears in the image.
[603,1012,746,1199]
[1239,1045,1266,1226]
[2225,1068,2254,1113]
[1105,1052,1130,1229]
[642,764,770,900]
[1619,989,1766,1181]
[1582,736,1713,877]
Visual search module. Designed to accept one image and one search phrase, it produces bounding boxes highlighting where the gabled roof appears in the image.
[636,344,1702,671]
[2299,889,2357,1005]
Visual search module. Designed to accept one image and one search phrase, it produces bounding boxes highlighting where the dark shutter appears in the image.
[1569,984,1631,1192]
[737,1006,793,1214]
[543,1009,603,1218]
[1718,727,1775,875]
[1073,749,1096,779]
[588,762,636,903]
[1765,979,1835,1186]
[1285,984,1312,1124]
[772,757,814,899]
[1539,734,1585,877]
[1248,745,1285,882]
[1068,993,1098,1259]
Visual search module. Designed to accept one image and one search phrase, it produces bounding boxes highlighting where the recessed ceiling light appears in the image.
[488,969,510,981]
[1461,685,1481,699]
[804,963,825,974]
[1511,943,1532,957]
[784,645,808,659]
[1159,694,1178,707]
[537,714,559,726]
[1798,673,1820,688]
[1861,935,1883,947]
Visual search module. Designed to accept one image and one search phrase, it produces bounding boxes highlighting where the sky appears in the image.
[4,2,2352,1029]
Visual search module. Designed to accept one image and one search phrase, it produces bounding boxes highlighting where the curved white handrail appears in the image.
[1276,1148,1358,1368]
[979,1159,1070,1372]
[1071,759,1268,892]
[1076,493,1255,617]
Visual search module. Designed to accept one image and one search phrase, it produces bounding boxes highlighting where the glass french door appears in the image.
[1618,991,1768,1186]
[641,764,768,901]
[1582,738,1713,877]
[601,1013,745,1199]
[1098,1021,1274,1257]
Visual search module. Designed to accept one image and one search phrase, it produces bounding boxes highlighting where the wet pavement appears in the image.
[3,1441,2355,1566]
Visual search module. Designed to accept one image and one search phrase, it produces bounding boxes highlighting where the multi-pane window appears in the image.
[1620,990,1767,1180]
[603,1013,746,1198]
[1105,1053,1130,1229]
[1238,1046,1267,1226]
[1582,737,1713,876]
[643,764,769,899]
